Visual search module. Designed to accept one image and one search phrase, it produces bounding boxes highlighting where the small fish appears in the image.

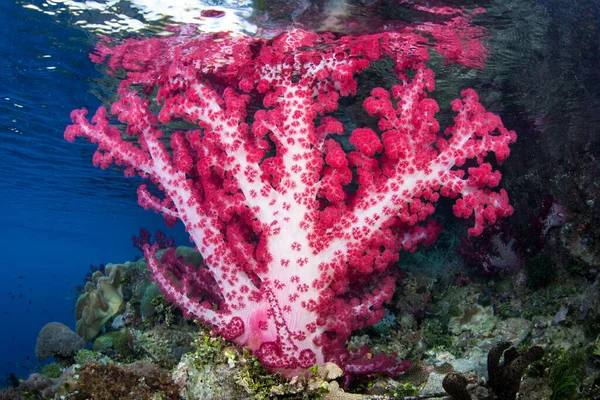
[17,275,23,279]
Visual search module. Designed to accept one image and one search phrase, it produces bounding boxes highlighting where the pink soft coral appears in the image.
[65,27,515,378]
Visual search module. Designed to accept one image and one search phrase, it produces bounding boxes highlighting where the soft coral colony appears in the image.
[65,23,516,379]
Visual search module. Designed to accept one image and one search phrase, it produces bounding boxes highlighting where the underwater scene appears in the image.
[1,0,600,399]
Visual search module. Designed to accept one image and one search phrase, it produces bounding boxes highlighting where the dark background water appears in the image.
[1,0,599,387]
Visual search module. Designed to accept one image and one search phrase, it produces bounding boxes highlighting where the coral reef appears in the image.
[75,361,179,399]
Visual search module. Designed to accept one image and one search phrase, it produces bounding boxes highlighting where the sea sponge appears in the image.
[75,263,125,341]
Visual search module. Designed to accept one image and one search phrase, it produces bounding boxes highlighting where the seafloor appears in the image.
[2,217,600,399]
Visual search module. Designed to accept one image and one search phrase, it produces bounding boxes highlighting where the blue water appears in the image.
[1,0,600,391]
[0,1,188,383]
